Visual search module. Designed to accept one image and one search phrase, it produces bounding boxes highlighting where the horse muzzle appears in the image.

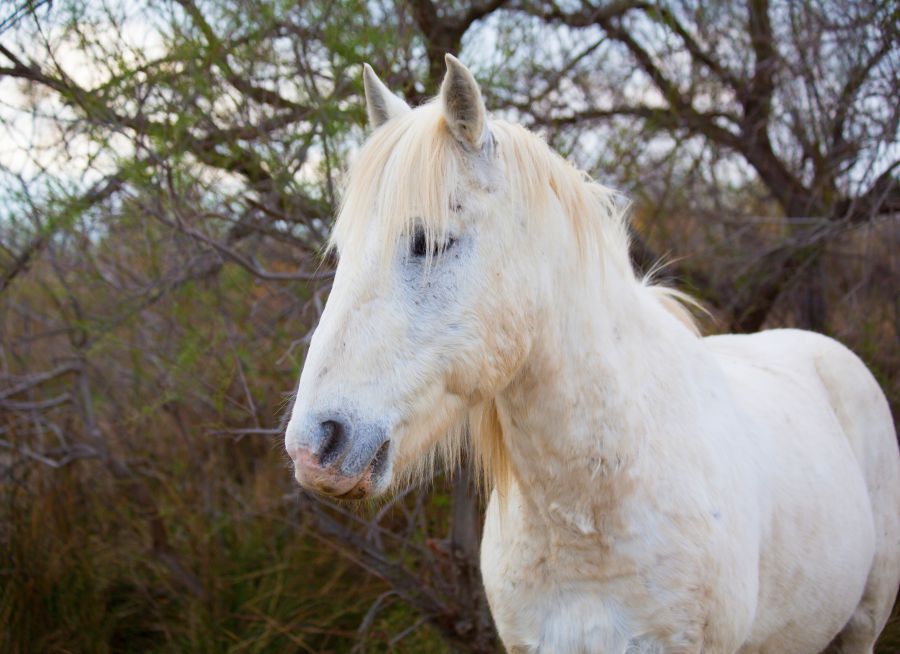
[287,416,390,499]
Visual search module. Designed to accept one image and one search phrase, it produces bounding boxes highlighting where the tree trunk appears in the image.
[448,458,497,652]
[795,253,828,332]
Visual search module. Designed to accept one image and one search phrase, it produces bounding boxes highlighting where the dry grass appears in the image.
[0,441,454,653]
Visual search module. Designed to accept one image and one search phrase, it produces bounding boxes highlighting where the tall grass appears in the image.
[1,442,453,653]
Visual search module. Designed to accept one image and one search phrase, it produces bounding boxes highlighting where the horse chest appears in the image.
[480,490,716,653]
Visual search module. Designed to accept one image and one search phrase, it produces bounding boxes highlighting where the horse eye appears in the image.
[411,228,428,257]
[410,227,456,259]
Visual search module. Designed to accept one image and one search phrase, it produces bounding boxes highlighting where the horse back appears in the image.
[705,327,898,500]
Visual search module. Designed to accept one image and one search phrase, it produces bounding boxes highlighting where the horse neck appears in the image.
[493,246,707,532]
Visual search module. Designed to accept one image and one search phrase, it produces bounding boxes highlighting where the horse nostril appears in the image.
[317,419,347,466]
[370,439,390,478]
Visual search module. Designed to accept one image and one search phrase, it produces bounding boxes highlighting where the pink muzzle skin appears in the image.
[289,447,375,500]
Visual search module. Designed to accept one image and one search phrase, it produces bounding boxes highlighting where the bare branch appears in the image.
[0,363,81,399]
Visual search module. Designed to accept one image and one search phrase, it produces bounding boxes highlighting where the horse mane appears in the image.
[334,99,701,496]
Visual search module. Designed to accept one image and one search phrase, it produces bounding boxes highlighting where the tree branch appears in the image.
[522,0,648,28]
[650,5,743,91]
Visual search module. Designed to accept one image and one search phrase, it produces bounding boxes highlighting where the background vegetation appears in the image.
[0,1,897,652]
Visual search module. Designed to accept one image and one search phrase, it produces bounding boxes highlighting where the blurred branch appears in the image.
[0,232,47,294]
[409,0,510,89]
[296,490,496,653]
[0,363,80,399]
[1,175,124,293]
[151,198,333,282]
[650,5,743,91]
[0,1,52,35]
[521,0,648,27]
[744,0,776,127]
[0,439,100,468]
[515,0,899,330]
[0,40,333,227]
[836,162,900,223]
[0,392,71,410]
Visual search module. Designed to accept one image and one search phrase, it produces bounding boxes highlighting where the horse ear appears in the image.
[363,63,410,129]
[440,54,487,150]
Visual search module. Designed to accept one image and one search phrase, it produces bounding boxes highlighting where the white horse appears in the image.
[284,55,900,653]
